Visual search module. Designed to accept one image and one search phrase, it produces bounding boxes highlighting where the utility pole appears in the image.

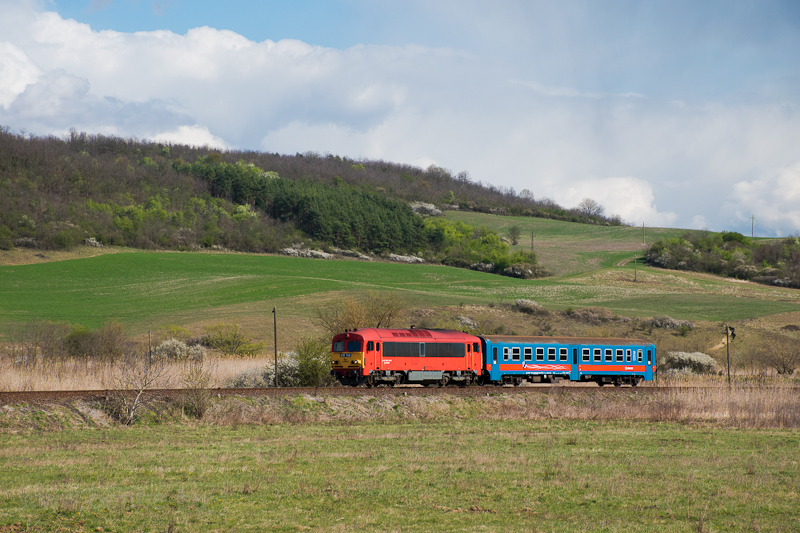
[751,215,754,238]
[642,222,645,246]
[272,306,278,387]
[633,253,637,282]
[530,231,534,253]
[723,324,736,387]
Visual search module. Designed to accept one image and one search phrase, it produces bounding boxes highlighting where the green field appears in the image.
[1,414,797,532]
[444,211,687,277]
[1,249,799,338]
[1,213,799,340]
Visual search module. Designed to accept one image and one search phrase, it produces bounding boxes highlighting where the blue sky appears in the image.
[2,0,800,236]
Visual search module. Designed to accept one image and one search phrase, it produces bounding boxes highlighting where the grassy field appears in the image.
[1,393,798,532]
[444,211,687,277]
[2,247,799,338]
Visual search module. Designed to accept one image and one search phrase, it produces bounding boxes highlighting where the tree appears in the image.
[578,198,605,218]
[204,323,265,357]
[106,349,169,425]
[316,291,405,337]
[508,226,521,245]
[755,332,800,375]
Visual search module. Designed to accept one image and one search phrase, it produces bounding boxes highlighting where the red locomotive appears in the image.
[330,327,482,387]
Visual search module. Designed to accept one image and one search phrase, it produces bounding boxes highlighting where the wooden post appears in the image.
[272,307,278,387]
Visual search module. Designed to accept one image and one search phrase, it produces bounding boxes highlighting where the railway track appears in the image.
[0,384,782,405]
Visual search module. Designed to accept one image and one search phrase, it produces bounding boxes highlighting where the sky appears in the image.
[1,0,799,236]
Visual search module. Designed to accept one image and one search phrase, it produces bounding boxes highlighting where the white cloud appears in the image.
[691,215,707,230]
[150,125,229,149]
[730,163,800,237]
[539,176,677,228]
[0,42,40,108]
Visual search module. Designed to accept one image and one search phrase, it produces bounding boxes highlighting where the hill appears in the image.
[0,128,617,262]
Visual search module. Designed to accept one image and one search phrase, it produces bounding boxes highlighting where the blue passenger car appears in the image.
[481,335,655,386]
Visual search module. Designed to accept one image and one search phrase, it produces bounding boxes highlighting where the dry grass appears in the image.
[194,383,800,429]
[0,354,270,391]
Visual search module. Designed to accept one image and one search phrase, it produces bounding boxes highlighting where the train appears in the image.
[330,327,656,387]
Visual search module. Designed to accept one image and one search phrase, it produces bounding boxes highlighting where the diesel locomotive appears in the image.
[331,327,656,387]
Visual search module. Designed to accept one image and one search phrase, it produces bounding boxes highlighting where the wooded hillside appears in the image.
[1,128,587,275]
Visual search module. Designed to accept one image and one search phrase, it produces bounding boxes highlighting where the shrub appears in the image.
[515,299,546,315]
[227,355,300,387]
[180,359,212,419]
[203,323,264,357]
[296,337,337,387]
[651,316,694,331]
[661,351,718,374]
[263,354,301,387]
[154,338,205,361]
[0,225,13,250]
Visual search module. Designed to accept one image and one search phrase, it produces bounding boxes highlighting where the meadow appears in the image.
[2,236,799,341]
[1,389,799,532]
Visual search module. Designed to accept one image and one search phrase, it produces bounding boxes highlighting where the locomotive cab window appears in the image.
[559,348,568,361]
[333,341,345,352]
[605,349,613,362]
[594,348,601,362]
[367,341,374,351]
[348,341,362,352]
[536,348,544,361]
[582,348,590,362]
[512,347,521,361]
[473,342,480,354]
[524,347,533,361]
[548,348,556,361]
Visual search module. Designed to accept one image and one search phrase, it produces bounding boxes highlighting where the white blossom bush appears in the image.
[227,353,300,388]
[661,351,718,374]
[155,338,205,361]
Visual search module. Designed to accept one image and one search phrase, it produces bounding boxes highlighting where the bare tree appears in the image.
[106,350,169,425]
[316,291,405,337]
[755,332,800,375]
[578,198,605,218]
